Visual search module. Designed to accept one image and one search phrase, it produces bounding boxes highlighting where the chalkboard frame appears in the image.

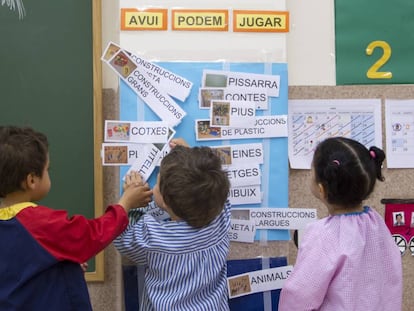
[86,0,104,282]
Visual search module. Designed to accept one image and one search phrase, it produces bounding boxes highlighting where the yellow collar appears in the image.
[0,202,37,220]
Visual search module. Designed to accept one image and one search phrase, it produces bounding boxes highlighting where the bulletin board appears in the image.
[0,0,105,281]
[107,0,292,244]
[118,61,290,241]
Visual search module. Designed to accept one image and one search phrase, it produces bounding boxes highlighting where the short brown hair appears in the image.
[159,145,230,228]
[0,126,48,197]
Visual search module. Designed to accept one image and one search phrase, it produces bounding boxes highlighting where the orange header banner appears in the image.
[233,10,289,33]
[121,8,168,31]
[171,9,229,31]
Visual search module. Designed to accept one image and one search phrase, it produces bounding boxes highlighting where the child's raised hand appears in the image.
[123,171,144,191]
[118,171,153,212]
[169,138,189,148]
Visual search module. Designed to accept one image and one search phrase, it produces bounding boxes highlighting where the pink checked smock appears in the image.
[279,206,402,311]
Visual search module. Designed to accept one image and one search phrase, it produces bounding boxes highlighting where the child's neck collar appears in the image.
[328,204,365,216]
[0,202,37,220]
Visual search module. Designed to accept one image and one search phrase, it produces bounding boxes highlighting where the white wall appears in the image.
[286,0,335,85]
[101,0,336,88]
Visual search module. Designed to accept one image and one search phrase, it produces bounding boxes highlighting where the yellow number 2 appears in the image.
[365,40,392,79]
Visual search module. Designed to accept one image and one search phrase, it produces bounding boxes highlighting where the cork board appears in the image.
[281,85,414,311]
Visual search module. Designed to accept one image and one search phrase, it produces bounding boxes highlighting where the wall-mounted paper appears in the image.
[288,99,382,169]
[385,99,414,168]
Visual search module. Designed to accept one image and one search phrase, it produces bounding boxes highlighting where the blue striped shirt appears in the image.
[114,200,231,311]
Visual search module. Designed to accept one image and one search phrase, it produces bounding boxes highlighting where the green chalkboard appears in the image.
[0,0,104,281]
[335,0,414,84]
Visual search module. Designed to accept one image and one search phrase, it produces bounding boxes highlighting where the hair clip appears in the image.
[332,160,340,166]
[369,150,376,159]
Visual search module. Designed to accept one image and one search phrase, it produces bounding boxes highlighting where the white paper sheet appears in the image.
[288,99,382,169]
[385,99,414,168]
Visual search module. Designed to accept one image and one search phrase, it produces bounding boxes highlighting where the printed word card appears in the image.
[105,120,170,143]
[227,265,293,299]
[232,207,317,230]
[229,218,256,243]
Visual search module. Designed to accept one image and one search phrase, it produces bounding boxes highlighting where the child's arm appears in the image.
[14,172,153,264]
[113,220,149,265]
[16,205,132,263]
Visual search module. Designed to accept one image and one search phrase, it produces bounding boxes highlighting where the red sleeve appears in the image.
[17,204,128,263]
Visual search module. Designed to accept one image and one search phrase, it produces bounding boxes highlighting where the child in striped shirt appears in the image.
[114,139,231,311]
